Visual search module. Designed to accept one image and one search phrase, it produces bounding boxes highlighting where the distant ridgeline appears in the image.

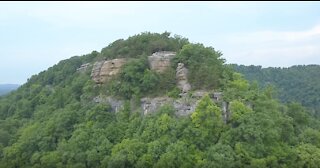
[1,32,320,168]
[231,64,320,116]
[0,84,20,96]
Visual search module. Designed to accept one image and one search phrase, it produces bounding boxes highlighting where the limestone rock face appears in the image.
[91,51,175,84]
[148,51,176,73]
[91,61,104,83]
[173,97,197,116]
[141,97,173,115]
[141,96,199,116]
[77,63,91,73]
[93,95,124,113]
[176,63,191,93]
[93,90,228,118]
[91,58,127,84]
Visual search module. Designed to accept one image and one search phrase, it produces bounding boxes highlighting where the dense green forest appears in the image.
[232,64,320,117]
[1,32,320,168]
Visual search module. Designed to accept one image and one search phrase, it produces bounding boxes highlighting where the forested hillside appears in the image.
[232,64,320,116]
[1,32,320,168]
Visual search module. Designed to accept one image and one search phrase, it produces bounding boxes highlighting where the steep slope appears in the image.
[231,64,320,116]
[0,32,320,168]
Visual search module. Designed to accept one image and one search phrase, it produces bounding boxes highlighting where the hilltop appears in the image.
[0,32,320,168]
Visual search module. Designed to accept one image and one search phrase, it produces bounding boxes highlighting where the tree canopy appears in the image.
[0,32,319,168]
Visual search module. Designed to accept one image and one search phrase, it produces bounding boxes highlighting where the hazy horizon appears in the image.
[1,1,320,84]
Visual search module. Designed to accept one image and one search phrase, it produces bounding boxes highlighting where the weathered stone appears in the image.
[90,51,175,84]
[77,63,91,73]
[173,97,197,116]
[93,95,124,113]
[91,61,104,83]
[176,63,191,93]
[148,51,176,73]
[141,97,173,115]
[212,92,222,102]
[91,58,127,84]
[99,58,127,81]
[192,90,207,98]
[141,95,200,117]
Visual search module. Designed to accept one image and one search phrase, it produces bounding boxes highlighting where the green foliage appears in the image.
[232,64,320,116]
[0,32,319,168]
[173,43,226,89]
[107,56,160,99]
[199,144,239,168]
[191,95,222,128]
[108,139,146,168]
[229,100,253,123]
[100,32,189,59]
[155,141,196,168]
[294,144,320,168]
[156,67,177,96]
[166,87,181,99]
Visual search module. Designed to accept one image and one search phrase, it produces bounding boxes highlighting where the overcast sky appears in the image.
[1,1,320,84]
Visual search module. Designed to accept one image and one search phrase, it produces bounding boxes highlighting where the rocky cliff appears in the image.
[81,51,231,118]
[141,96,197,116]
[89,51,176,84]
[93,95,124,113]
[148,51,176,73]
[91,58,127,84]
[76,63,91,73]
[176,63,191,94]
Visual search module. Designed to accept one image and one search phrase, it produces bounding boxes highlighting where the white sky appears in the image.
[1,1,320,84]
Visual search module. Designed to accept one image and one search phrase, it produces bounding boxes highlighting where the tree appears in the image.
[190,95,224,148]
[108,139,146,168]
[199,144,239,168]
[155,141,195,168]
[173,43,225,89]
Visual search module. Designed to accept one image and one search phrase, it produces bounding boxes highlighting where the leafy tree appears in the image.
[199,144,239,168]
[190,95,224,148]
[173,43,225,89]
[108,139,146,168]
[0,32,319,168]
[232,64,320,116]
[155,141,195,168]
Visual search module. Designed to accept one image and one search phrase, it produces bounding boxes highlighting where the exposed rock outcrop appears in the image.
[92,90,230,121]
[141,95,199,117]
[173,97,197,116]
[148,51,176,73]
[141,97,173,115]
[91,58,127,84]
[77,63,91,73]
[212,92,222,102]
[93,95,124,112]
[90,51,176,84]
[87,51,232,121]
[91,61,104,83]
[176,63,191,93]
